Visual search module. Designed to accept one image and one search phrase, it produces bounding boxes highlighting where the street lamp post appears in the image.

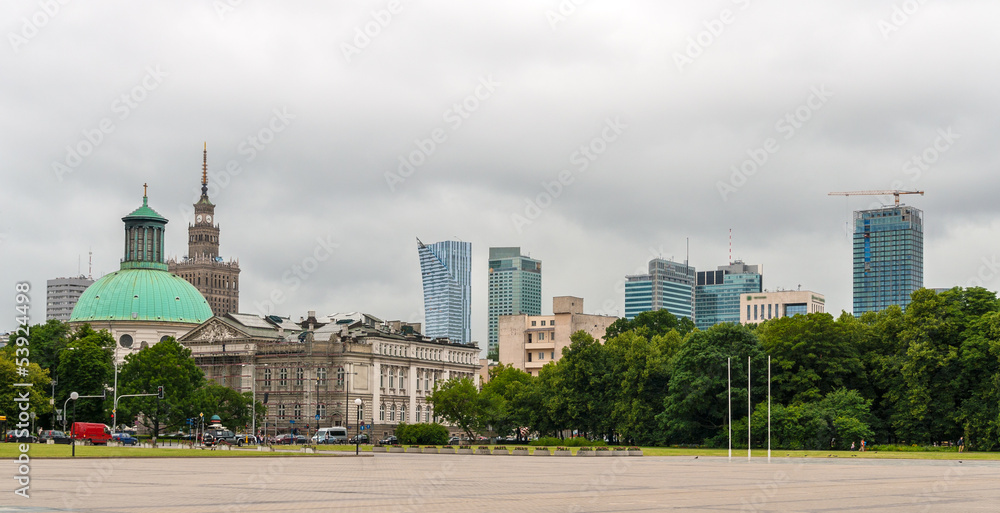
[64,392,79,457]
[354,398,362,455]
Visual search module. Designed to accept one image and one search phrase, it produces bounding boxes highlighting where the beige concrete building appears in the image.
[740,290,826,325]
[498,296,618,376]
[179,311,480,439]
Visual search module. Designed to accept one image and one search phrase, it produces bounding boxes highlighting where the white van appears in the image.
[312,426,349,444]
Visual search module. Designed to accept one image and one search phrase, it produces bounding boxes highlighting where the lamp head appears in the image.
[70,392,79,400]
[354,398,362,406]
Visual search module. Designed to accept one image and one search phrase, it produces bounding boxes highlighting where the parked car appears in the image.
[5,430,38,443]
[378,435,398,445]
[112,432,139,446]
[348,434,369,444]
[39,430,72,444]
[70,423,112,445]
[447,436,470,445]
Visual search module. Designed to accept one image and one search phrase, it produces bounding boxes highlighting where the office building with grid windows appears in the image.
[694,261,762,330]
[487,247,541,356]
[852,205,923,315]
[624,258,695,320]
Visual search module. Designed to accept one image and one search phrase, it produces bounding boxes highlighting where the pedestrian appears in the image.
[851,441,855,451]
[958,437,964,453]
[860,439,866,452]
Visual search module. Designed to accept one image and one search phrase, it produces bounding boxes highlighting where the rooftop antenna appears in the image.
[89,249,93,279]
[729,229,733,265]
[686,237,689,267]
[202,142,209,196]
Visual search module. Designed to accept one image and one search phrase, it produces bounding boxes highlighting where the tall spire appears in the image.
[201,142,208,196]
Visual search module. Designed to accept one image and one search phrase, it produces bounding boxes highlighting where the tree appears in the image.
[604,330,674,445]
[116,337,206,438]
[427,377,486,440]
[0,351,52,426]
[56,325,114,424]
[553,331,614,439]
[658,323,766,446]
[604,309,695,340]
[190,382,258,432]
[480,364,535,440]
[757,312,864,405]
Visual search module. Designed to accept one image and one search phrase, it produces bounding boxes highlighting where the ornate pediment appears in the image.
[180,318,247,343]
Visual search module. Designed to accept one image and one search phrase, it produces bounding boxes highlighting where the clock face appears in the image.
[196,214,203,223]
[206,215,212,224]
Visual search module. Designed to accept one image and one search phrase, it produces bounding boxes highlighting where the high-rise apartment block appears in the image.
[624,258,695,320]
[417,238,472,344]
[487,247,541,356]
[853,205,923,315]
[168,145,241,316]
[46,275,94,321]
[694,261,762,330]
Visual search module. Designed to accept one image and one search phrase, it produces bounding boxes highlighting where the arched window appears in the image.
[425,407,431,423]
[389,405,396,422]
[379,404,385,421]
[389,368,395,389]
[400,405,406,422]
[416,405,422,421]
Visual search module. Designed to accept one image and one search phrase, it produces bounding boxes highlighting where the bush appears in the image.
[529,437,563,447]
[529,437,605,447]
[395,423,449,445]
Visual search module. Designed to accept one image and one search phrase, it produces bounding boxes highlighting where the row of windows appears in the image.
[262,367,345,388]
[526,351,556,362]
[530,320,554,327]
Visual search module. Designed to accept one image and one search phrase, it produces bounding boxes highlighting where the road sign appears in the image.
[315,414,320,421]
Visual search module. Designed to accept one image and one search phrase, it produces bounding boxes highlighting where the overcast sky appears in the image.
[4,1,1000,350]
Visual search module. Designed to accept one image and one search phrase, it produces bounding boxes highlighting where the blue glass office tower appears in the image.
[487,247,542,355]
[853,206,923,316]
[694,261,762,330]
[417,238,472,344]
[624,259,695,320]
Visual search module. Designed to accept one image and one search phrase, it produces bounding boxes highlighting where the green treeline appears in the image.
[432,287,1000,450]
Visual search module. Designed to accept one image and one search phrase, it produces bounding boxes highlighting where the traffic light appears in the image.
[157,386,164,400]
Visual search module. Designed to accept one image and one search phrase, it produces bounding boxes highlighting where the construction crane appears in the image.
[828,190,924,206]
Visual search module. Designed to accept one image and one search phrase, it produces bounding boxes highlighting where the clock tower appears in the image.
[168,144,242,316]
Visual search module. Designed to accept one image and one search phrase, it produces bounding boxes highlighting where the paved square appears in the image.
[4,454,999,512]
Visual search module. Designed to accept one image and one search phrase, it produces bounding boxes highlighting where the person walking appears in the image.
[958,436,964,453]
[851,441,856,451]
[860,439,866,452]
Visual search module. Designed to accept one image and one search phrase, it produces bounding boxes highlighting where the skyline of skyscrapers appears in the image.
[487,247,542,355]
[852,205,924,315]
[624,258,695,320]
[417,238,472,344]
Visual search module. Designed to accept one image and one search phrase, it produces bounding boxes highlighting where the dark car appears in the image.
[5,430,38,443]
[112,432,139,446]
[348,434,369,444]
[39,430,73,444]
[379,435,398,445]
[203,429,239,447]
[274,433,307,445]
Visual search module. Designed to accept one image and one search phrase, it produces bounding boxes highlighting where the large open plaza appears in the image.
[5,454,1000,512]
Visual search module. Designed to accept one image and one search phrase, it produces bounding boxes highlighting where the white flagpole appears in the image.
[768,355,771,462]
[728,357,731,461]
[748,356,751,462]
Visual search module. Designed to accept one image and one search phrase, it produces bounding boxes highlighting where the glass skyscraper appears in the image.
[487,247,541,355]
[417,238,472,344]
[694,261,762,330]
[624,258,695,320]
[852,205,923,315]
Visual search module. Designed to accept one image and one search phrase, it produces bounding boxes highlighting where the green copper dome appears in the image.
[69,268,213,324]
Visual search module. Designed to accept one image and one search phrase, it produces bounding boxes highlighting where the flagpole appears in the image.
[748,355,751,462]
[768,355,771,462]
[728,357,731,461]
